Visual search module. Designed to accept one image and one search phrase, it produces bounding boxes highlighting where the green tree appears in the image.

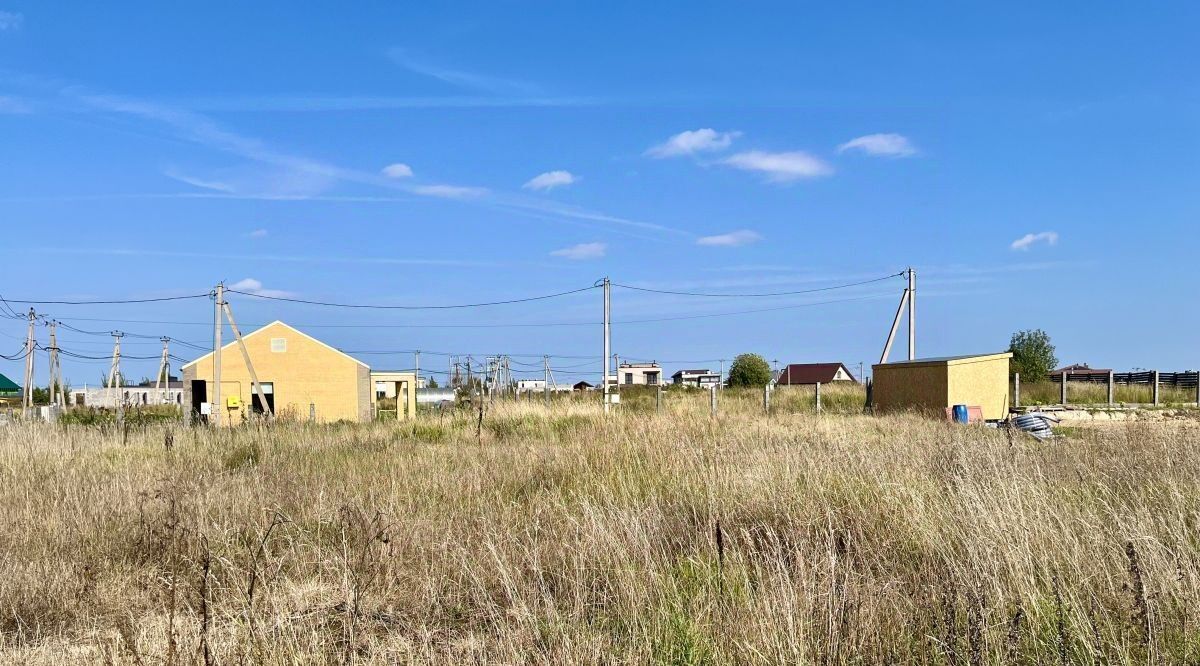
[726,353,773,387]
[1008,329,1058,379]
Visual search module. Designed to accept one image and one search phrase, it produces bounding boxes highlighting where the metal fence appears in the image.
[1047,371,1199,388]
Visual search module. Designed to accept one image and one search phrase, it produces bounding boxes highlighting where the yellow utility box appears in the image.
[872,352,1012,420]
[226,396,241,409]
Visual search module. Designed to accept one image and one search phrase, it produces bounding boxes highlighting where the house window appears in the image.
[624,372,633,384]
[270,338,287,352]
[648,373,659,385]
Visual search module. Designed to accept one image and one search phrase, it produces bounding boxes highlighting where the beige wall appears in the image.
[182,321,369,425]
[946,356,1011,420]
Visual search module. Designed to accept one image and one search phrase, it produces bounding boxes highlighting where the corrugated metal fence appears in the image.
[1048,371,1199,388]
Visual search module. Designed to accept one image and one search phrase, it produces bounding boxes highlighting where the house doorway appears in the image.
[190,380,208,423]
[251,382,275,416]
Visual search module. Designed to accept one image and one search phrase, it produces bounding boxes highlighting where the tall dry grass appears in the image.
[1018,381,1198,407]
[1,401,1199,664]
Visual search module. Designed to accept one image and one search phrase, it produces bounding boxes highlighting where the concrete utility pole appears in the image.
[543,355,550,407]
[601,277,611,413]
[22,308,36,414]
[414,350,420,391]
[155,337,171,405]
[108,331,124,427]
[212,282,223,427]
[879,287,910,364]
[222,300,272,420]
[47,320,63,408]
[907,267,916,361]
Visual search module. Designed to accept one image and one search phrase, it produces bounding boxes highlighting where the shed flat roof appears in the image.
[873,352,1012,370]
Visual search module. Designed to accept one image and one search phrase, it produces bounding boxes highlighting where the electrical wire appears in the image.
[611,271,904,298]
[226,284,598,310]
[2,292,213,305]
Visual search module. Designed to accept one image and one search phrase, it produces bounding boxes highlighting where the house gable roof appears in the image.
[0,373,19,391]
[775,362,856,385]
[180,320,369,370]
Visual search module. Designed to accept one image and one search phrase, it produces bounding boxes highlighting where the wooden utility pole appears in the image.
[212,283,224,427]
[107,331,124,426]
[222,300,272,420]
[22,308,36,415]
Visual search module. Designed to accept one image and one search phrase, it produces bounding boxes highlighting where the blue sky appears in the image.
[1,3,1198,386]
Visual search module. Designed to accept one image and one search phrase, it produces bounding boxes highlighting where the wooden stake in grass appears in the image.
[1125,540,1151,650]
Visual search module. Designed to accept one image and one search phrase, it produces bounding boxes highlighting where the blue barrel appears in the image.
[952,404,969,424]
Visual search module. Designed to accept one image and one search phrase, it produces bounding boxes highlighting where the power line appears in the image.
[36,291,889,331]
[611,272,904,298]
[226,284,599,310]
[2,292,212,305]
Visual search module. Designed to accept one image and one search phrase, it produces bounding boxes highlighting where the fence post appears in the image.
[1014,373,1020,408]
[1060,371,1067,405]
[815,382,822,414]
[1195,371,1200,407]
[656,384,662,414]
[1107,370,1114,406]
[763,384,771,415]
[1152,370,1160,406]
[709,386,717,416]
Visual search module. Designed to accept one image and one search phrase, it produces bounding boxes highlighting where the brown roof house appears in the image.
[774,363,858,386]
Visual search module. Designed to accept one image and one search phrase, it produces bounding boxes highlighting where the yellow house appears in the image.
[872,352,1013,420]
[182,321,373,424]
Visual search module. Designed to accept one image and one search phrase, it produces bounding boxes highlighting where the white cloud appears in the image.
[228,278,294,298]
[523,170,577,191]
[646,128,740,158]
[0,11,22,30]
[696,230,763,247]
[722,151,833,182]
[381,163,413,178]
[247,229,268,239]
[550,242,606,260]
[1010,231,1059,251]
[837,133,917,158]
[412,184,488,199]
[388,48,541,96]
[163,168,236,193]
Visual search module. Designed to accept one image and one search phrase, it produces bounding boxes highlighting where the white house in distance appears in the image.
[516,379,572,394]
[618,362,662,386]
[671,369,721,388]
[72,378,184,408]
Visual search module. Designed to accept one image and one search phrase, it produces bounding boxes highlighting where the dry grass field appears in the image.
[2,396,1199,664]
[1017,381,1199,407]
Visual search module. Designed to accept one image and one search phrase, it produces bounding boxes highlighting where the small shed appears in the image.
[872,352,1012,420]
